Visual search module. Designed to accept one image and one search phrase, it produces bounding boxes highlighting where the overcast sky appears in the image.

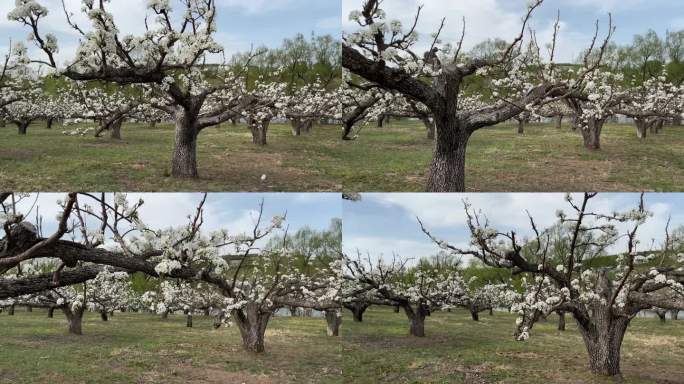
[343,193,684,265]
[0,0,341,66]
[14,193,341,250]
[342,0,684,63]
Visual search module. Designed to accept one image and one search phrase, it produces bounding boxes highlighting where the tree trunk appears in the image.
[149,121,157,129]
[342,122,355,140]
[234,304,271,353]
[635,118,648,141]
[470,304,479,321]
[290,118,302,136]
[63,307,85,335]
[26,305,32,312]
[377,114,385,128]
[404,304,428,337]
[348,302,369,322]
[171,109,199,178]
[655,309,667,323]
[426,115,470,192]
[393,305,400,313]
[160,310,169,320]
[557,311,566,331]
[325,309,342,337]
[110,118,123,140]
[249,119,270,146]
[46,117,54,129]
[580,118,604,150]
[47,307,54,318]
[577,305,630,377]
[517,119,524,135]
[671,310,679,320]
[17,121,29,135]
[186,313,193,328]
[100,311,108,321]
[555,115,563,129]
[672,117,682,126]
[8,304,15,315]
[421,117,435,140]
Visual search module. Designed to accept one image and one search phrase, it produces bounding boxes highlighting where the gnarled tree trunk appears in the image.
[62,306,85,335]
[249,119,270,146]
[171,108,200,178]
[470,304,480,321]
[46,117,54,129]
[635,118,649,141]
[671,309,679,320]
[426,114,470,192]
[16,121,29,135]
[100,311,108,321]
[403,303,429,337]
[325,309,342,337]
[578,315,629,377]
[233,304,271,353]
[345,302,369,322]
[580,118,605,150]
[654,309,667,323]
[110,118,123,140]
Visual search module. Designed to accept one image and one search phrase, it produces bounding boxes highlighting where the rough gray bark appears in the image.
[635,117,649,141]
[654,308,667,323]
[421,117,435,140]
[62,306,85,335]
[580,118,605,150]
[171,108,200,178]
[325,310,342,337]
[403,304,428,337]
[233,304,271,353]
[426,115,470,192]
[110,118,123,140]
[578,315,629,376]
[249,119,270,145]
[671,310,679,320]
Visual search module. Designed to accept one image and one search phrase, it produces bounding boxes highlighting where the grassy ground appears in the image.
[0,310,341,384]
[1,120,683,191]
[2,308,682,383]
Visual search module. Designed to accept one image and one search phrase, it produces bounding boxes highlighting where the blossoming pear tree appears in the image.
[0,192,340,353]
[9,0,263,178]
[342,251,469,336]
[343,0,614,191]
[420,193,684,377]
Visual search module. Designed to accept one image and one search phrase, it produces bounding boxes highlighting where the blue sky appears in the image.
[0,0,341,66]
[343,193,684,264]
[15,193,341,248]
[342,0,684,62]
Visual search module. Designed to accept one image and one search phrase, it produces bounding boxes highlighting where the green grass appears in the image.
[0,310,342,384]
[1,120,683,191]
[1,308,682,383]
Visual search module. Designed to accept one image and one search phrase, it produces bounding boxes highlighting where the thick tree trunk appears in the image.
[342,122,355,140]
[555,115,563,129]
[517,119,524,135]
[580,118,604,150]
[654,309,667,323]
[347,302,369,322]
[249,119,270,145]
[325,309,342,337]
[234,305,271,353]
[489,308,494,316]
[557,311,566,331]
[46,118,54,129]
[393,305,400,313]
[404,304,428,337]
[426,115,469,192]
[110,118,123,140]
[63,307,85,335]
[8,304,15,315]
[186,313,193,328]
[290,118,302,136]
[635,118,648,141]
[100,311,108,321]
[47,307,54,318]
[421,117,435,140]
[160,310,169,320]
[149,121,157,129]
[17,121,29,135]
[671,310,679,320]
[171,110,199,178]
[26,305,32,312]
[577,311,630,377]
[470,305,479,321]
